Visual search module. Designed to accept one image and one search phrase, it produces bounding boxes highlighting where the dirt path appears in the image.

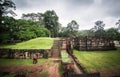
[69,55,83,74]
[48,62,60,77]
[0,62,48,77]
[73,61,82,74]
[0,61,60,77]
[97,67,120,77]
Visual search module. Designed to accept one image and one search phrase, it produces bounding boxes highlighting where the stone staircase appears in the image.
[52,39,61,58]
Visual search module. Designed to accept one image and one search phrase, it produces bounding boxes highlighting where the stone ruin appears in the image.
[73,36,116,51]
[0,36,116,59]
[0,49,51,59]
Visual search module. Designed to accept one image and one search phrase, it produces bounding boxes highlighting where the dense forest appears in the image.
[0,0,120,43]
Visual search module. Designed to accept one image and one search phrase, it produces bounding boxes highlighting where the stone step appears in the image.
[53,50,59,52]
[52,40,61,58]
[52,47,59,49]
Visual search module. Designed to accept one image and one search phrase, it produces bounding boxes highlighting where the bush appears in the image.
[0,33,10,43]
[35,28,51,37]
[17,30,37,40]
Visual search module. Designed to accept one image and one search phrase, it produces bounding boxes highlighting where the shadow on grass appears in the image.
[0,72,26,77]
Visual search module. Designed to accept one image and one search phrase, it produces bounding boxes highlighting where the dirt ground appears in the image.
[90,67,120,77]
[0,62,60,77]
[99,67,120,77]
[0,61,120,77]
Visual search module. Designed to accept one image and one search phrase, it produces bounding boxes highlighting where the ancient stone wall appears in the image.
[74,36,116,51]
[0,49,51,59]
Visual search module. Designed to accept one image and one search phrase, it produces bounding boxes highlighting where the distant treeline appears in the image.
[0,0,120,43]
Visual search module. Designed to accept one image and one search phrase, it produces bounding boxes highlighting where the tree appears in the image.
[35,28,51,37]
[116,19,120,31]
[0,0,16,27]
[22,13,43,22]
[93,20,105,36]
[66,20,79,37]
[94,21,105,31]
[0,16,16,43]
[0,0,16,15]
[58,27,68,37]
[22,13,45,28]
[0,0,16,16]
[78,30,95,37]
[43,10,60,37]
[14,19,51,40]
[106,28,120,40]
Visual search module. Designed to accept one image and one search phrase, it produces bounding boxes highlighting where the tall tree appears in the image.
[0,16,16,43]
[58,27,68,37]
[43,10,60,37]
[0,0,16,33]
[93,20,105,36]
[66,20,79,37]
[78,30,95,37]
[94,21,105,31]
[0,0,16,16]
[22,13,43,22]
[22,13,45,28]
[116,19,120,31]
[106,28,120,40]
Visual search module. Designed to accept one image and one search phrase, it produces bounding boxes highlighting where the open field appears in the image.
[0,37,54,49]
[0,58,51,66]
[74,48,120,73]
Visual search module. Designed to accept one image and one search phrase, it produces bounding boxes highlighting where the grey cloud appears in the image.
[12,0,120,29]
[68,0,94,6]
[13,0,94,10]
[13,0,30,9]
[102,0,120,17]
[69,0,94,5]
[28,0,50,6]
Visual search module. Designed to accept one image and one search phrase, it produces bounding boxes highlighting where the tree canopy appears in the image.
[59,20,79,37]
[116,19,120,31]
[92,20,106,36]
[0,0,16,16]
[106,28,120,40]
[0,0,16,34]
[0,16,51,43]
[43,10,60,37]
[0,1,120,43]
[66,20,79,37]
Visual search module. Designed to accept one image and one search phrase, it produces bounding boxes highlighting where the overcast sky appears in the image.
[13,0,120,30]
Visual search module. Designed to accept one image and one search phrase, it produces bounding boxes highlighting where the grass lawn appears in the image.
[0,58,51,66]
[74,48,120,72]
[0,37,54,49]
[61,50,71,63]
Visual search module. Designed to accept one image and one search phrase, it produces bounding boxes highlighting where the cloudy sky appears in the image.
[13,0,120,30]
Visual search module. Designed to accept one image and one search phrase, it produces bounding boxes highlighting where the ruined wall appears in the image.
[74,36,116,51]
[0,49,51,59]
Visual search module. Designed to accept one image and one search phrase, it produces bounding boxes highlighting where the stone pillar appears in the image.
[25,52,28,59]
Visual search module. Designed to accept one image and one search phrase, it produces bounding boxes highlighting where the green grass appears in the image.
[74,48,120,72]
[61,50,71,63]
[2,73,15,77]
[58,64,64,77]
[0,37,54,49]
[0,58,51,66]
